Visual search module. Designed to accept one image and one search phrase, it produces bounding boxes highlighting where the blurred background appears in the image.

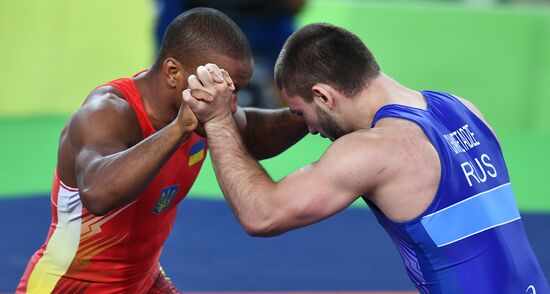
[0,0,549,292]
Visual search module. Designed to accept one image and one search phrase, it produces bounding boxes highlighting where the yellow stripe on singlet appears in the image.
[27,185,82,293]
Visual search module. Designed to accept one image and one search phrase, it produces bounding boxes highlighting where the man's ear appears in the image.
[311,83,336,110]
[163,58,184,88]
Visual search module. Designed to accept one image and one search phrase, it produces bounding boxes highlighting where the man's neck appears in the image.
[350,73,424,131]
[133,70,180,130]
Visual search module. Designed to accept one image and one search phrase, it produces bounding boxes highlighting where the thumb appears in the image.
[182,89,201,109]
[179,101,199,130]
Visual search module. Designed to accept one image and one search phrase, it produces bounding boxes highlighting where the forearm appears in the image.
[79,123,190,215]
[242,108,308,160]
[205,115,278,233]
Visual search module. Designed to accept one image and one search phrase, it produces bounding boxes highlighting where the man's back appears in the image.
[365,90,549,293]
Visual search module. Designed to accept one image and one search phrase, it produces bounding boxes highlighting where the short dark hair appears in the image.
[153,7,252,70]
[275,23,380,102]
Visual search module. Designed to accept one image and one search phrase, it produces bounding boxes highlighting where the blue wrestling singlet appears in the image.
[364,91,549,293]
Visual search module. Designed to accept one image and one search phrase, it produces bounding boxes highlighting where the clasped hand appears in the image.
[182,63,236,124]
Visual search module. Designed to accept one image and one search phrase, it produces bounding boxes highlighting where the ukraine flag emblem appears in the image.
[189,139,205,166]
[153,185,179,214]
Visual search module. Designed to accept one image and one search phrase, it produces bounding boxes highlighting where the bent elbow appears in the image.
[247,229,282,238]
[242,204,310,237]
[80,188,112,216]
[85,206,110,217]
[241,218,283,238]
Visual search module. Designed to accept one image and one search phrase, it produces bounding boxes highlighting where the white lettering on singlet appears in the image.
[442,124,499,187]
[443,124,481,154]
[460,154,498,187]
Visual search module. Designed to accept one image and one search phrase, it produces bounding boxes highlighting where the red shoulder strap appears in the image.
[105,78,156,138]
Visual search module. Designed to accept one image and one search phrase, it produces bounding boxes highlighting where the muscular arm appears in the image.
[204,115,380,237]
[233,106,308,160]
[63,93,196,216]
[184,64,373,236]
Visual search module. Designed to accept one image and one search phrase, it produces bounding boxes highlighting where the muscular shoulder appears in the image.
[65,86,142,148]
[81,86,134,120]
[325,129,388,162]
[343,121,436,181]
[318,130,389,193]
[328,127,398,158]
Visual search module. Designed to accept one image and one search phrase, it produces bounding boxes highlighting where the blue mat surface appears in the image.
[1,196,548,292]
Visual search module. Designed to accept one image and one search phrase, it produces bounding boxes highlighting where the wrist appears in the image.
[204,113,235,133]
[169,120,194,138]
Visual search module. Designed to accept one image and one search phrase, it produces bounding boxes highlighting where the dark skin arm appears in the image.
[236,107,307,160]
[57,87,198,216]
